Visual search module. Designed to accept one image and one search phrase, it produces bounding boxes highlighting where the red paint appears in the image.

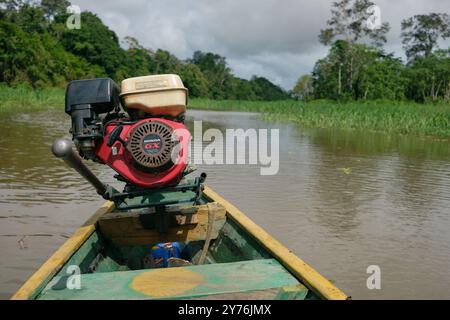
[96,118,190,188]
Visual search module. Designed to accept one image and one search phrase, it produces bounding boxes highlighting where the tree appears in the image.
[0,19,102,87]
[0,0,28,13]
[319,0,390,47]
[152,49,180,74]
[312,41,405,100]
[0,0,290,101]
[250,76,288,101]
[41,0,70,19]
[357,53,406,100]
[226,77,257,100]
[175,63,209,97]
[122,36,155,78]
[401,13,450,60]
[57,12,127,79]
[316,1,391,100]
[190,51,233,99]
[292,74,313,100]
[404,50,450,102]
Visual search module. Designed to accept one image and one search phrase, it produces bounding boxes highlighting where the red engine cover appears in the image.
[96,118,190,188]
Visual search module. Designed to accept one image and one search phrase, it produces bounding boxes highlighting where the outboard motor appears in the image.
[53,75,205,210]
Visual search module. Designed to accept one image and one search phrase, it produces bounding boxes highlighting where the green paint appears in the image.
[38,259,300,300]
[29,194,324,300]
[209,218,271,262]
[54,232,103,277]
[25,231,101,300]
[113,185,198,211]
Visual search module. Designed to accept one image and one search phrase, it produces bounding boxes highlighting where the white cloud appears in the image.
[71,0,450,90]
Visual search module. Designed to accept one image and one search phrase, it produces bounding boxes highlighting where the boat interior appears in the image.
[35,198,318,300]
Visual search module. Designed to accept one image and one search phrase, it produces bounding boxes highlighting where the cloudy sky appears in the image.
[71,0,449,90]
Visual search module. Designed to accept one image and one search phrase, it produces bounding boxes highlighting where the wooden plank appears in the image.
[38,259,300,300]
[98,203,226,246]
[274,284,309,300]
[10,201,115,300]
[202,186,349,300]
[99,207,199,227]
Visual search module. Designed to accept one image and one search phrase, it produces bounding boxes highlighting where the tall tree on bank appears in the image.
[404,49,450,102]
[292,74,314,100]
[315,0,390,100]
[401,13,450,102]
[41,0,70,19]
[401,13,450,60]
[319,0,390,47]
[312,41,406,100]
[190,51,233,99]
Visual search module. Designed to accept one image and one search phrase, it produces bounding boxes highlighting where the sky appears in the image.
[71,0,450,90]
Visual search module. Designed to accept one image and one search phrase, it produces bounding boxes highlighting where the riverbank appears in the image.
[1,85,449,137]
[189,98,450,138]
[0,85,64,112]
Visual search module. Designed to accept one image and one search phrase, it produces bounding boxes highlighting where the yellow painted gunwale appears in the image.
[12,186,348,300]
[202,186,349,300]
[11,201,115,300]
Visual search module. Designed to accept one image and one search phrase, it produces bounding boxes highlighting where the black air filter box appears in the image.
[65,78,120,115]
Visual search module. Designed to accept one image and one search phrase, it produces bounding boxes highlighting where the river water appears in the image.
[0,109,449,299]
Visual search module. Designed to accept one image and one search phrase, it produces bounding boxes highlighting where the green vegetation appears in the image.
[0,0,288,100]
[1,0,449,103]
[0,85,449,137]
[309,0,450,103]
[0,84,64,112]
[190,98,450,137]
[0,0,449,137]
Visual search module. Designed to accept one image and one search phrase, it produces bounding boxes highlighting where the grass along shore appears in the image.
[1,85,449,137]
[190,99,450,137]
[0,85,64,112]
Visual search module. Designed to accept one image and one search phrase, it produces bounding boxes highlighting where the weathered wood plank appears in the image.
[274,284,309,300]
[98,203,226,246]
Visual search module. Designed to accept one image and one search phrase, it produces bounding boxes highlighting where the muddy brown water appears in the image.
[0,109,449,299]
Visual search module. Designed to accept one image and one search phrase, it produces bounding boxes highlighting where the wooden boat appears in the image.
[11,186,348,300]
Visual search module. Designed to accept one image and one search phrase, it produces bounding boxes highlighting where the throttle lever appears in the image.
[107,125,127,147]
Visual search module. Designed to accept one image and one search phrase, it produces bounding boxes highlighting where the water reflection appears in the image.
[0,111,122,206]
[0,109,449,299]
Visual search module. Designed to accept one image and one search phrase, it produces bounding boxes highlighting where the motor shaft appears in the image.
[51,139,108,197]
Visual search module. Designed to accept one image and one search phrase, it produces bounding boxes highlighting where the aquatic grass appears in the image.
[190,98,450,137]
[0,84,65,113]
[0,86,449,137]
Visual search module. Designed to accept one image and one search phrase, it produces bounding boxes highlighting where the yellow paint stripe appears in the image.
[82,201,115,227]
[131,268,204,297]
[203,186,349,300]
[11,201,115,300]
